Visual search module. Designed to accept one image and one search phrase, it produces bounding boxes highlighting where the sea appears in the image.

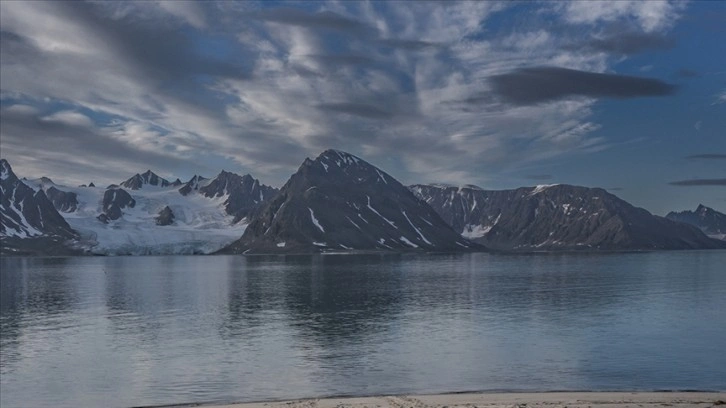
[1,251,725,408]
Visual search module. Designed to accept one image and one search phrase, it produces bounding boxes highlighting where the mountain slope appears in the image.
[222,150,473,253]
[1,159,80,254]
[197,171,278,223]
[666,204,726,240]
[411,183,724,250]
[120,170,170,189]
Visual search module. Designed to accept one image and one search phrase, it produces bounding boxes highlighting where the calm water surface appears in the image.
[1,252,725,408]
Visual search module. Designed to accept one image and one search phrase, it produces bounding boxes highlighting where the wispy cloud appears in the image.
[0,0,695,188]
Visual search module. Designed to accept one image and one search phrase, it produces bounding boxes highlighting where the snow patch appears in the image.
[309,207,325,232]
[399,236,419,248]
[530,184,558,195]
[277,242,286,247]
[402,210,432,245]
[313,241,327,247]
[366,195,396,227]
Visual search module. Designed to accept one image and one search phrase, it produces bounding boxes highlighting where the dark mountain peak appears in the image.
[293,149,394,190]
[45,186,79,213]
[0,159,18,183]
[666,204,726,238]
[178,174,208,196]
[221,150,473,254]
[198,171,278,222]
[1,161,77,241]
[120,170,170,190]
[171,178,183,187]
[88,182,95,187]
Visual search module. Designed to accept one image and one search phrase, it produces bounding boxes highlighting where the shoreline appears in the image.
[161,391,726,408]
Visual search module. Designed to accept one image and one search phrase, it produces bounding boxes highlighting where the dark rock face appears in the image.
[222,150,473,254]
[170,178,183,187]
[0,159,77,240]
[45,186,78,212]
[666,204,726,239]
[97,187,136,223]
[88,182,95,187]
[199,171,278,223]
[155,206,175,226]
[411,184,725,250]
[178,175,208,196]
[120,170,170,190]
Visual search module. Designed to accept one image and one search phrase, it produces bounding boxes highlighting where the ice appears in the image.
[277,242,286,247]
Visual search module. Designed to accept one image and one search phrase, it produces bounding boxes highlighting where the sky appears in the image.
[0,0,724,214]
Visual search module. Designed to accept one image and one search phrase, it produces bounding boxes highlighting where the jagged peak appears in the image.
[1,158,15,181]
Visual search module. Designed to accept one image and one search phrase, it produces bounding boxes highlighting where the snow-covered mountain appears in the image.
[196,171,279,223]
[221,149,474,254]
[1,160,277,255]
[410,183,725,250]
[667,204,726,240]
[120,170,171,189]
[1,159,79,255]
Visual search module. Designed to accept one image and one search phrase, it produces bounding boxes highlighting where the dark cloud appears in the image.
[525,174,553,180]
[668,178,726,186]
[251,8,377,37]
[488,67,677,105]
[686,154,726,160]
[316,103,394,120]
[568,32,675,55]
[56,1,251,82]
[676,69,700,78]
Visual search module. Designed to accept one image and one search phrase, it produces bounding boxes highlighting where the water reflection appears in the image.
[0,252,724,408]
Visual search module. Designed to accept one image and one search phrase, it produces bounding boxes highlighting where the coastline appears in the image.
[181,392,726,408]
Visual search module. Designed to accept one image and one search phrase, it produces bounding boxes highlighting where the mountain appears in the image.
[221,149,474,254]
[178,175,208,196]
[198,171,278,223]
[410,183,725,250]
[45,186,79,212]
[96,187,136,223]
[666,204,726,240]
[120,170,170,189]
[1,159,79,255]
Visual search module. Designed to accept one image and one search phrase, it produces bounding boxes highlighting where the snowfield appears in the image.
[49,182,247,255]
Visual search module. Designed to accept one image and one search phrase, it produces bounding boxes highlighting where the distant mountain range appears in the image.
[1,152,724,256]
[666,204,726,240]
[410,184,723,251]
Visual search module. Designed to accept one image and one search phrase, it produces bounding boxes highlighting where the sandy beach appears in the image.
[201,392,726,408]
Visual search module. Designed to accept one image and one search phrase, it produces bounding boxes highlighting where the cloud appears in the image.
[694,120,702,131]
[686,154,726,160]
[251,8,377,37]
[668,179,726,186]
[0,1,692,189]
[561,1,685,32]
[488,67,677,105]
[315,103,394,120]
[567,32,675,55]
